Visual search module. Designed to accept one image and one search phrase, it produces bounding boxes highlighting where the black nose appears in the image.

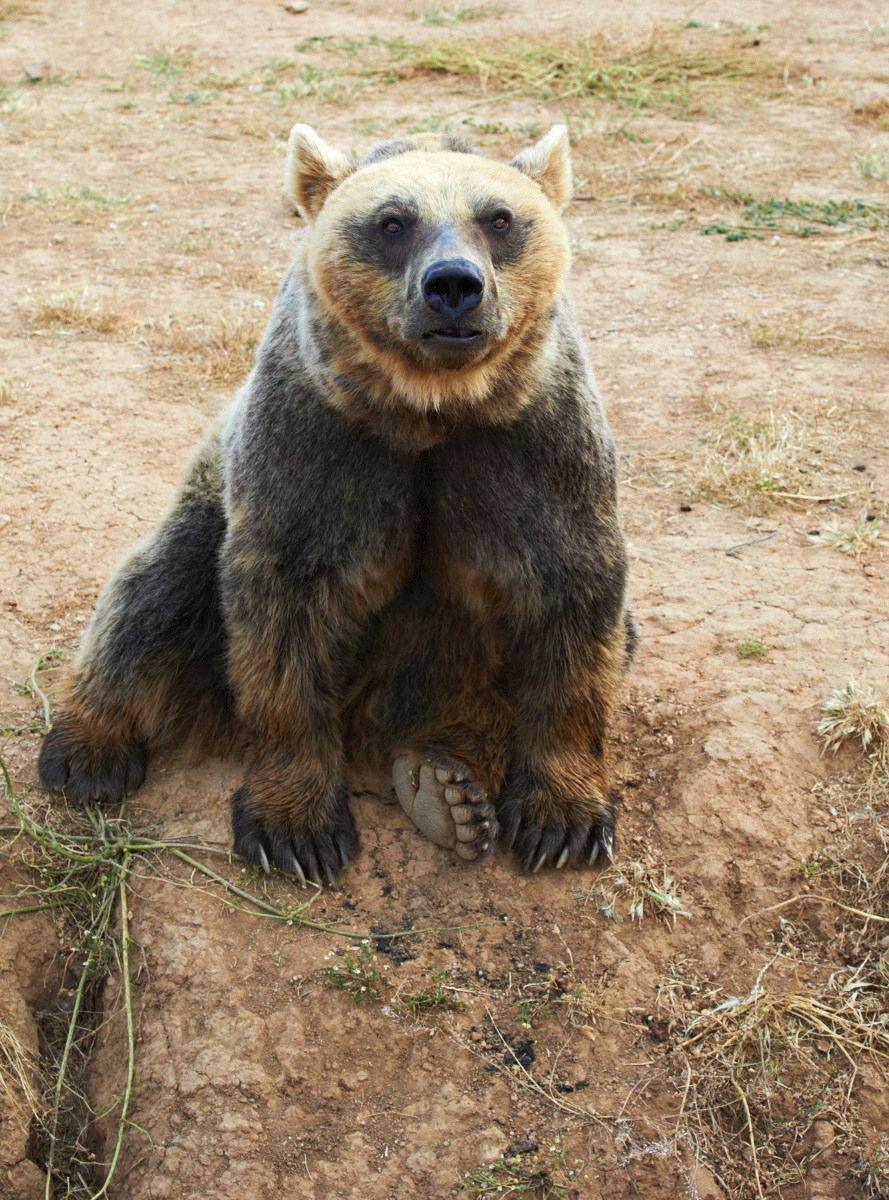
[421,258,484,320]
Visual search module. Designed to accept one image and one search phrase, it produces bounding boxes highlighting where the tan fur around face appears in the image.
[304,150,571,414]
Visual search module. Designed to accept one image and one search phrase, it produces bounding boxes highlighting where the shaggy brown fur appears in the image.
[38,124,633,882]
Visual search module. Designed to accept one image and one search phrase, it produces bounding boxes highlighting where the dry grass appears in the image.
[858,150,889,183]
[693,410,811,507]
[574,858,690,926]
[0,376,13,405]
[662,951,889,1198]
[370,27,786,113]
[658,658,889,1200]
[14,185,132,223]
[687,395,886,512]
[850,94,889,129]
[26,290,125,336]
[821,512,884,561]
[140,310,262,386]
[0,1020,43,1129]
[661,745,889,1194]
[749,321,889,357]
[819,680,889,769]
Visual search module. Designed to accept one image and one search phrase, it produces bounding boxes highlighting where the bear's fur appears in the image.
[38,124,633,884]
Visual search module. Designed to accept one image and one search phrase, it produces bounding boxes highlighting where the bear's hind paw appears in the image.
[392,749,499,861]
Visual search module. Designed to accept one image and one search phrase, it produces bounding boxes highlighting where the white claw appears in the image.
[602,832,614,863]
[258,844,270,875]
[288,853,307,887]
[556,847,570,869]
[532,852,547,873]
[588,842,600,866]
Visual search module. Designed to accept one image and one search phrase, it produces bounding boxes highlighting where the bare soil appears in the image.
[1,2,888,1198]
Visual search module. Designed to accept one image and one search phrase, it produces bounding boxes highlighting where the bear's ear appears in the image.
[285,124,353,221]
[509,124,572,210]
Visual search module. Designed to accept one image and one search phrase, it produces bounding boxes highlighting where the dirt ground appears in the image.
[2,1,888,1198]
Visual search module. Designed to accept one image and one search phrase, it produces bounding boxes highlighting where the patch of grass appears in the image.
[24,63,67,86]
[26,290,124,336]
[260,60,352,105]
[664,951,889,1199]
[197,71,243,91]
[851,94,889,128]
[140,311,262,386]
[322,942,386,1003]
[692,409,830,507]
[294,35,367,56]
[165,88,217,107]
[464,1144,578,1198]
[854,1137,889,1198]
[701,190,889,240]
[821,512,884,561]
[0,1021,42,1131]
[738,638,768,658]
[858,150,889,182]
[409,3,486,25]
[461,116,510,135]
[18,185,51,204]
[680,19,769,35]
[371,27,782,112]
[574,860,690,926]
[61,185,130,208]
[749,320,889,358]
[661,678,889,1195]
[0,376,12,404]
[397,969,462,1013]
[819,681,889,767]
[134,46,193,77]
[15,185,131,220]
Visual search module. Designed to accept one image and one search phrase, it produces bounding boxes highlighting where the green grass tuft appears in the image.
[134,47,193,77]
[701,190,889,240]
[408,4,486,25]
[398,969,462,1013]
[322,942,386,1003]
[738,638,768,658]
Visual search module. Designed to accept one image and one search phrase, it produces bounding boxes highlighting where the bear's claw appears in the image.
[231,786,358,887]
[38,719,147,804]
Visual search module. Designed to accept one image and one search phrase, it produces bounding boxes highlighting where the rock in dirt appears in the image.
[23,61,52,82]
[5,1160,46,1200]
[690,1163,725,1200]
[283,1,309,12]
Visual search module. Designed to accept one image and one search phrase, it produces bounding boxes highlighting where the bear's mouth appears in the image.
[423,328,482,343]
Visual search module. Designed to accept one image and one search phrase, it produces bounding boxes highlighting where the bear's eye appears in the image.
[490,211,512,232]
[381,217,405,237]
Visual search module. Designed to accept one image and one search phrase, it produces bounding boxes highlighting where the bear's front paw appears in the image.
[231,783,358,887]
[38,717,147,804]
[498,766,615,872]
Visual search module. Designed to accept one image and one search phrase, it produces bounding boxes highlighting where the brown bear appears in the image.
[38,124,633,885]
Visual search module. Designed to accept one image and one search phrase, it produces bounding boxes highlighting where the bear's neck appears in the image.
[296,286,563,453]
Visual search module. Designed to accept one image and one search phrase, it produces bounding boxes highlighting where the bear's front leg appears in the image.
[499,603,627,873]
[222,546,361,886]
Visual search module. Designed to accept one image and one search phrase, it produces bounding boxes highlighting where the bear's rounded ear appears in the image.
[285,124,353,221]
[509,124,573,210]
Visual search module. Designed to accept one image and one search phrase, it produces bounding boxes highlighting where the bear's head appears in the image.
[286,125,573,417]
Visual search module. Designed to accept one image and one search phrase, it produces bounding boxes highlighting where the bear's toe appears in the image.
[392,750,498,859]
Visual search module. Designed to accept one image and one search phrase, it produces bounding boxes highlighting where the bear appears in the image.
[37,123,633,886]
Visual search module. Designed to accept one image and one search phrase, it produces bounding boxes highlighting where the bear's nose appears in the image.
[421,259,484,319]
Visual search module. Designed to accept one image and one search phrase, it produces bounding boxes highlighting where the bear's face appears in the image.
[286,126,573,413]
